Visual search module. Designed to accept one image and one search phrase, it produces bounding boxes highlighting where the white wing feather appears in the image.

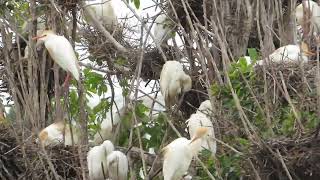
[45,35,80,81]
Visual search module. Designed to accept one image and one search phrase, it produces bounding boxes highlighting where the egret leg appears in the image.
[62,72,71,90]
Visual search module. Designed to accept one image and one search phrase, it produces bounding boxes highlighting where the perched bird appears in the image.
[258,43,315,65]
[153,13,174,46]
[84,0,118,31]
[186,113,216,155]
[106,151,129,180]
[160,61,192,108]
[38,121,80,147]
[295,0,320,32]
[87,140,115,180]
[93,106,125,145]
[162,127,208,180]
[196,100,212,116]
[32,30,80,88]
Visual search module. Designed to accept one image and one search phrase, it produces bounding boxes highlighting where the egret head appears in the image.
[38,130,48,146]
[32,30,55,42]
[189,127,208,144]
[301,41,316,57]
[102,140,115,155]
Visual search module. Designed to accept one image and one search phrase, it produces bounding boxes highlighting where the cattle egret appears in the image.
[295,0,320,32]
[38,121,80,146]
[196,100,212,116]
[160,61,192,108]
[84,0,118,30]
[106,151,129,180]
[32,30,80,88]
[258,43,315,65]
[153,14,174,46]
[162,127,208,180]
[93,106,125,145]
[186,113,216,154]
[87,140,115,180]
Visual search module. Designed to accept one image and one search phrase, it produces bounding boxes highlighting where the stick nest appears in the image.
[0,125,83,179]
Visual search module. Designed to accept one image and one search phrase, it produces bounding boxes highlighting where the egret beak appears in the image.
[32,35,46,40]
[189,136,200,144]
[303,50,316,56]
[301,42,316,56]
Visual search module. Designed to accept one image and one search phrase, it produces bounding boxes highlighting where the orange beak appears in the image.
[303,50,316,56]
[189,136,200,144]
[32,35,45,40]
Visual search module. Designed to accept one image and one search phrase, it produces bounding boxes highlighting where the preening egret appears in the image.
[84,0,118,30]
[153,13,174,46]
[295,0,320,32]
[38,121,80,147]
[160,61,192,108]
[186,113,216,155]
[162,127,208,180]
[106,150,129,180]
[87,140,115,180]
[32,30,80,87]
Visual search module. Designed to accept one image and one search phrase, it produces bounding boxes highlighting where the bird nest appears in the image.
[0,125,83,179]
[253,61,318,112]
[252,133,320,180]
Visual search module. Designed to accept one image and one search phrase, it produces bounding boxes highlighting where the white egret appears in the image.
[162,127,208,180]
[153,13,174,46]
[106,150,129,180]
[295,0,320,32]
[160,61,192,108]
[38,121,80,147]
[257,43,315,65]
[196,100,212,116]
[84,0,118,30]
[186,113,216,155]
[93,106,125,145]
[32,30,80,88]
[87,140,115,180]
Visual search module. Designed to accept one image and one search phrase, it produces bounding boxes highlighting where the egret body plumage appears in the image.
[106,150,129,180]
[38,121,80,147]
[162,127,208,180]
[32,30,80,86]
[87,140,115,180]
[153,14,174,46]
[85,0,118,30]
[160,61,192,107]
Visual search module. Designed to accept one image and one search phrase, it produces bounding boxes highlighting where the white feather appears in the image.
[153,14,174,45]
[268,45,308,63]
[186,113,216,154]
[162,131,205,180]
[38,121,80,147]
[85,0,118,30]
[93,107,124,145]
[160,61,192,107]
[36,31,80,81]
[196,100,212,116]
[106,151,128,180]
[87,140,114,180]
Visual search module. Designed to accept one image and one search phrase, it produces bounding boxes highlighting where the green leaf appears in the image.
[133,0,140,9]
[247,48,258,61]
